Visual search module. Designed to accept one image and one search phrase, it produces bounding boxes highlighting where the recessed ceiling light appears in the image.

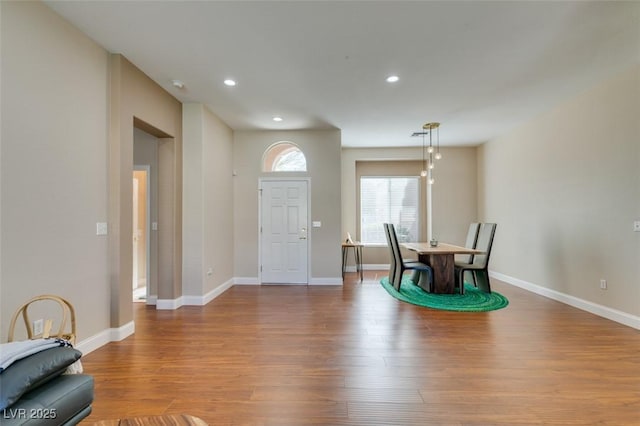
[223,79,236,87]
[273,116,283,122]
[171,79,185,89]
[386,75,399,83]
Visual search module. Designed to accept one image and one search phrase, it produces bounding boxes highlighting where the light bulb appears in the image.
[428,177,435,185]
[420,170,427,177]
[435,152,442,160]
[427,146,434,154]
[429,162,434,169]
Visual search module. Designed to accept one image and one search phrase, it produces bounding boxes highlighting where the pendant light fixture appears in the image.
[415,122,441,184]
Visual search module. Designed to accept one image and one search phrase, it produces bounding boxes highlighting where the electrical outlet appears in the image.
[207,267,213,276]
[33,319,44,335]
[600,279,607,290]
[634,221,640,232]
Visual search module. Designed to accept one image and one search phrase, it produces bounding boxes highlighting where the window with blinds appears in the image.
[360,176,420,244]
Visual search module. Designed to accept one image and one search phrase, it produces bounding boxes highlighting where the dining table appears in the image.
[401,242,482,294]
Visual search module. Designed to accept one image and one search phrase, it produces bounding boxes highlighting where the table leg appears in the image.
[342,247,347,278]
[419,253,455,294]
[356,245,363,282]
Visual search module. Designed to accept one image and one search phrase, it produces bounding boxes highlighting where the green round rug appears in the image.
[380,276,509,312]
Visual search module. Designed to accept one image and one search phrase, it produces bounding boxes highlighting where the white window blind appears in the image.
[360,177,420,244]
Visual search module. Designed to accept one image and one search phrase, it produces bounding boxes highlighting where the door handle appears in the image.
[299,227,307,240]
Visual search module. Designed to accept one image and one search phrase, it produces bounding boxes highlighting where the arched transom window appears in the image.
[263,142,307,172]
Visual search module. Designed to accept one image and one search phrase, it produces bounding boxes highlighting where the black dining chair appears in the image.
[383,223,397,284]
[386,223,433,292]
[383,223,423,282]
[455,223,496,294]
[454,222,480,286]
[383,223,422,285]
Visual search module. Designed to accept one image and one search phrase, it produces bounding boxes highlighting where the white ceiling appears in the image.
[45,1,639,148]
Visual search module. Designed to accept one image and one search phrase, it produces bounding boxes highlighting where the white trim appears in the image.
[309,277,343,285]
[75,321,135,355]
[364,263,390,270]
[183,278,234,306]
[234,277,259,285]
[146,295,158,305]
[491,271,640,330]
[156,297,184,310]
[345,263,390,272]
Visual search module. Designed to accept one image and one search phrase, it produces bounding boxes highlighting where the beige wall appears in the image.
[233,130,342,282]
[109,55,182,319]
[478,65,640,317]
[1,1,184,344]
[1,0,110,341]
[342,147,478,265]
[183,104,234,297]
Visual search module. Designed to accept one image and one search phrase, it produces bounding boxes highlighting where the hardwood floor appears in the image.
[80,272,640,425]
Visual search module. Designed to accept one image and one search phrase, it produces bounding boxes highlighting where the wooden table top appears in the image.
[402,242,482,255]
[341,241,364,247]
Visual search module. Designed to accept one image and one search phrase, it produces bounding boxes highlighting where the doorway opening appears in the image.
[133,166,150,302]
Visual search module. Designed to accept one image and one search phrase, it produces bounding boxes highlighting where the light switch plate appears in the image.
[96,222,108,235]
[312,221,322,228]
[152,222,158,231]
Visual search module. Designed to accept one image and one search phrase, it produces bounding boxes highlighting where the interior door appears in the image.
[260,180,308,284]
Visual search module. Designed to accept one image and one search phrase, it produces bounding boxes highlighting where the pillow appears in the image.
[0,346,82,410]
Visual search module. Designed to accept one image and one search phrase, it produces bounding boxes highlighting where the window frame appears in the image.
[359,175,421,245]
[262,141,307,172]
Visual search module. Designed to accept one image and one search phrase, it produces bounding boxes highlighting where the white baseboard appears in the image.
[233,276,343,285]
[309,277,343,285]
[234,277,259,285]
[345,264,390,272]
[490,271,640,330]
[158,279,235,309]
[183,279,234,306]
[156,297,184,310]
[75,320,134,355]
[365,264,390,270]
[146,295,157,305]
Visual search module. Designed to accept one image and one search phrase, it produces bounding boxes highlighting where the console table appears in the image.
[341,241,364,282]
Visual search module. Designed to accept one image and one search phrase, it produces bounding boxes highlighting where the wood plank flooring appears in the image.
[80,272,640,425]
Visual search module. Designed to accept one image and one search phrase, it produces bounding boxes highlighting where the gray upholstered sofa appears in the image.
[0,344,94,425]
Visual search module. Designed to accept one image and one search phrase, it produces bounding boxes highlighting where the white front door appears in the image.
[260,179,309,284]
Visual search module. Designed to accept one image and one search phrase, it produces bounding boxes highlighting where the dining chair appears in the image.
[454,222,480,286]
[455,223,497,294]
[458,222,480,264]
[387,223,433,292]
[383,223,397,284]
[384,223,422,285]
